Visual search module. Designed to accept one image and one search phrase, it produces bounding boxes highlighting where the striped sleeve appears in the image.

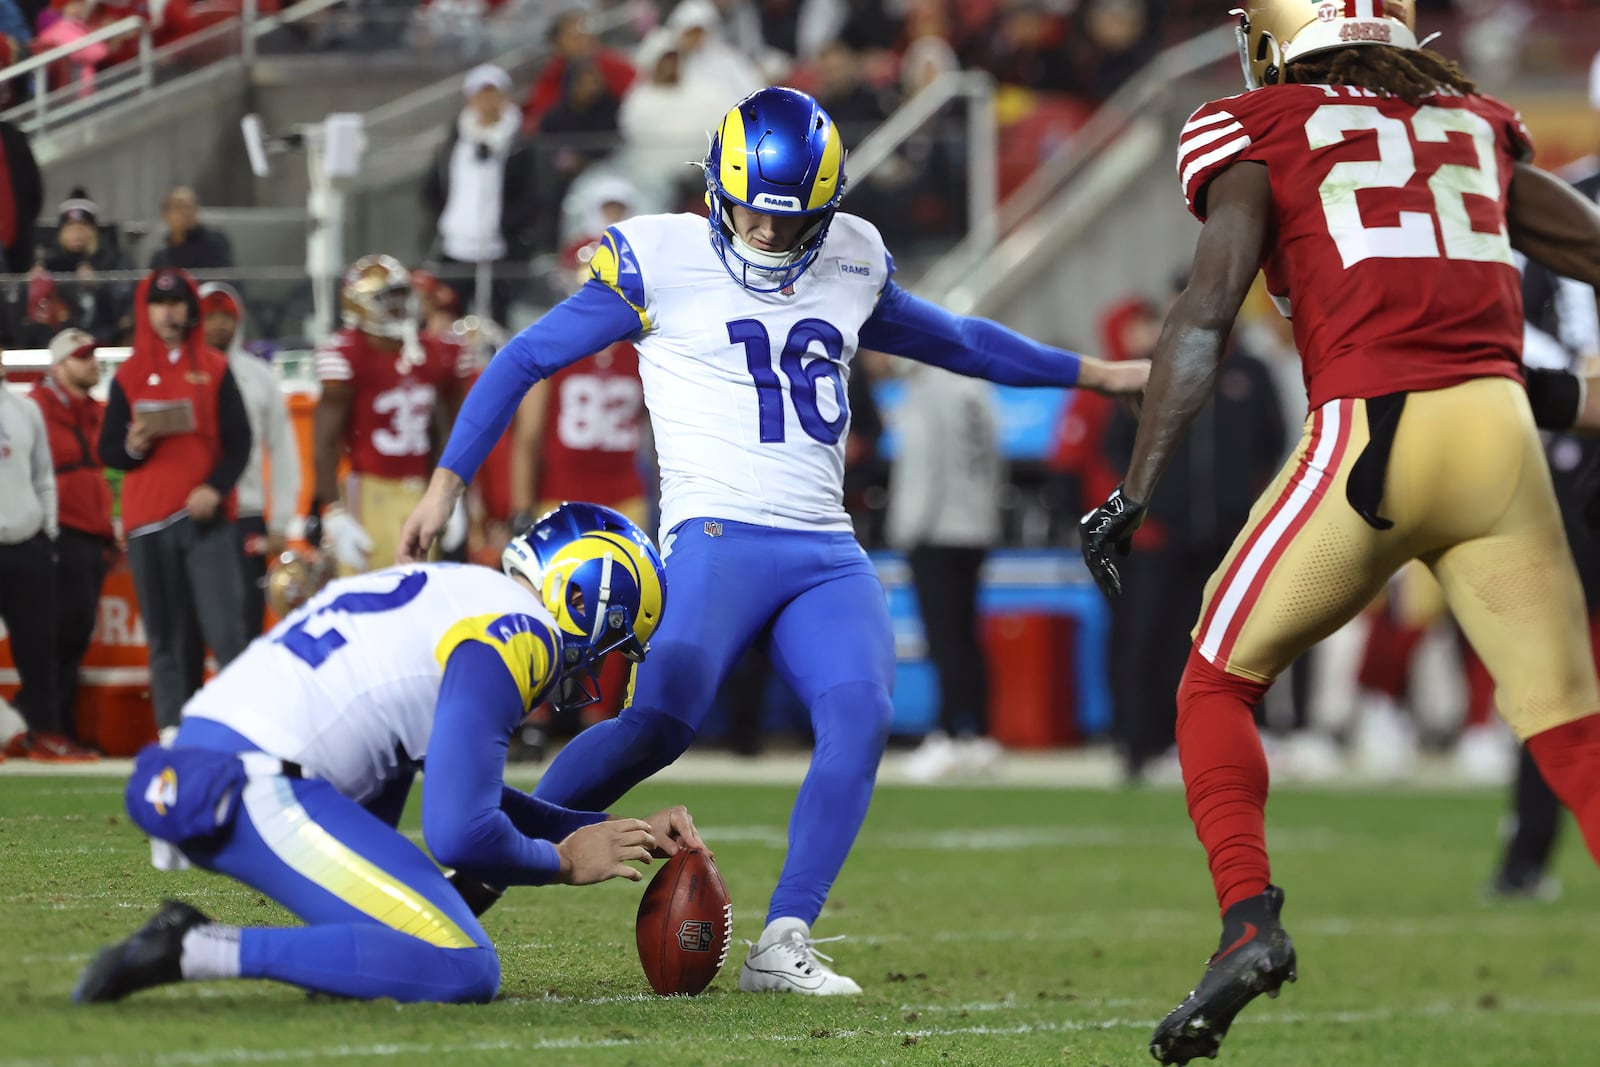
[1177,101,1255,221]
[313,337,354,382]
[589,224,652,334]
[1476,93,1535,163]
[434,611,560,713]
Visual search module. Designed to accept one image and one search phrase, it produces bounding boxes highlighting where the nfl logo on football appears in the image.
[677,920,715,953]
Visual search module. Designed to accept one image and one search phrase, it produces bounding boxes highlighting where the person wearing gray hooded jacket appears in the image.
[199,282,301,635]
[886,362,1005,781]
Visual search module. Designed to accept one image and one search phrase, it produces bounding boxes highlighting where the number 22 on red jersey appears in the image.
[1177,83,1533,408]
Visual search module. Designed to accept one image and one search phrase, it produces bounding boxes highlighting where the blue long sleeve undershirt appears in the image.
[858,281,1082,387]
[421,641,607,885]
[440,281,642,483]
[438,274,1082,485]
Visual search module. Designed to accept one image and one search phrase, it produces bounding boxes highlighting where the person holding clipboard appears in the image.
[99,267,253,743]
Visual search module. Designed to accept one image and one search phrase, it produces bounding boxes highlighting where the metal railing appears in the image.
[0,16,148,132]
[847,68,999,255]
[916,24,1236,306]
[0,0,351,136]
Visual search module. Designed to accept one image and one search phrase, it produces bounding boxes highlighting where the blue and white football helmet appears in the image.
[703,87,848,293]
[502,502,667,711]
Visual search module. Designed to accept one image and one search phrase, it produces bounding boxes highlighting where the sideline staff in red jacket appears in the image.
[30,328,115,759]
[99,268,252,740]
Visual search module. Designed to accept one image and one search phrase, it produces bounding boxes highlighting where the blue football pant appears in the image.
[534,519,896,926]
[175,718,497,1003]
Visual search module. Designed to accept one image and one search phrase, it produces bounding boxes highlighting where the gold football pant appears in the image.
[1192,376,1597,740]
[345,474,430,575]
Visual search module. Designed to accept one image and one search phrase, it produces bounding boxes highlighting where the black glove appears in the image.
[446,870,506,917]
[1079,486,1147,598]
[304,498,324,549]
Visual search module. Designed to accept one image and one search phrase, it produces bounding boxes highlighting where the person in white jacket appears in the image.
[885,363,1005,781]
[615,28,733,212]
[199,283,301,636]
[0,360,62,758]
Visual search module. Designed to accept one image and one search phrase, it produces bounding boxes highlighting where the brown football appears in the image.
[635,848,732,996]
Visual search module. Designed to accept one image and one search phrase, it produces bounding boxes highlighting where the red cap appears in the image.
[200,288,240,320]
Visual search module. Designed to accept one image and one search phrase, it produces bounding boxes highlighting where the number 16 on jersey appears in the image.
[728,318,850,446]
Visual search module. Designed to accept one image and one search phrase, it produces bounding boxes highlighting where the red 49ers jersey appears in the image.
[536,342,646,506]
[1178,83,1532,410]
[314,327,470,479]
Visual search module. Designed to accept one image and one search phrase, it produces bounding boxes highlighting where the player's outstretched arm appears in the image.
[857,280,1148,396]
[423,641,620,886]
[398,283,643,562]
[1122,162,1271,503]
[1080,162,1271,598]
[1508,163,1600,291]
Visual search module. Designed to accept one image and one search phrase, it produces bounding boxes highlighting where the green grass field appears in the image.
[3,774,1598,1066]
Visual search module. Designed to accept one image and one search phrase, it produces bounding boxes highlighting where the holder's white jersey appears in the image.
[590,212,893,539]
[183,563,561,804]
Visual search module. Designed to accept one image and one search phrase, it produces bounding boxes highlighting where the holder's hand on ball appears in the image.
[558,819,657,885]
[641,805,710,860]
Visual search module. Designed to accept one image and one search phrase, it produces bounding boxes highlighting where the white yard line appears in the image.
[5,999,1600,1067]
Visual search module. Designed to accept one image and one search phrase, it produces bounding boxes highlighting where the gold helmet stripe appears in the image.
[806,120,843,210]
[717,108,750,203]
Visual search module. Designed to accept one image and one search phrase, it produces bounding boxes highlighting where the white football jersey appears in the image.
[184,563,561,804]
[592,212,893,540]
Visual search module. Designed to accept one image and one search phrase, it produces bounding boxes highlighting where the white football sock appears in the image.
[179,924,242,981]
[758,917,808,947]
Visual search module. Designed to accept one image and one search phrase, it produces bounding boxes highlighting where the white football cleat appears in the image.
[738,919,862,996]
[1454,723,1515,786]
[902,732,959,783]
[1353,695,1418,783]
[956,735,1002,776]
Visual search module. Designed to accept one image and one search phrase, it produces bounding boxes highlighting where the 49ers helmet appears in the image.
[340,254,414,339]
[264,551,334,619]
[1234,1,1419,90]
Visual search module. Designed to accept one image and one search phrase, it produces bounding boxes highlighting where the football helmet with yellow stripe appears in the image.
[1234,0,1419,90]
[501,503,667,711]
[703,87,847,293]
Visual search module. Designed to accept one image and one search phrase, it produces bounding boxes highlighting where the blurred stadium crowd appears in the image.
[0,0,1598,817]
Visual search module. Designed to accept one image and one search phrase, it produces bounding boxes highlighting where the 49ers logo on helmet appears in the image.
[1339,20,1392,42]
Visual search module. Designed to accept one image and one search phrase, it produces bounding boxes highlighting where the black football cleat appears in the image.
[73,900,211,1004]
[1149,885,1297,1065]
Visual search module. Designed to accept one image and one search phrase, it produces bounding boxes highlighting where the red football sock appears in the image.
[1176,646,1273,916]
[1527,713,1600,866]
[1355,612,1425,701]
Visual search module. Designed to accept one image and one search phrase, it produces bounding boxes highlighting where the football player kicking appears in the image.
[1077,3,1600,1063]
[399,87,1148,995]
[75,504,705,1005]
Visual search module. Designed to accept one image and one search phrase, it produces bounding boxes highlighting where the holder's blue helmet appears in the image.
[703,87,847,293]
[501,502,667,712]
